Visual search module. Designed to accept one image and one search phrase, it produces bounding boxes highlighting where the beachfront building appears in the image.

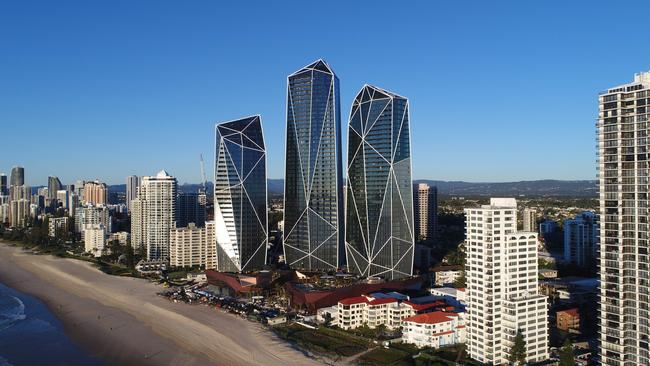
[597,71,650,365]
[402,312,465,349]
[48,217,69,238]
[84,224,106,257]
[139,170,177,261]
[83,181,108,205]
[75,204,111,234]
[563,211,598,267]
[465,198,548,365]
[336,294,452,330]
[169,222,216,269]
[345,85,415,280]
[130,198,144,248]
[283,59,344,271]
[214,116,267,272]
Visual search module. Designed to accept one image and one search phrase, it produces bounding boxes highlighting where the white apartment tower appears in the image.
[169,221,216,269]
[598,71,650,365]
[465,198,548,364]
[522,208,537,232]
[139,170,177,261]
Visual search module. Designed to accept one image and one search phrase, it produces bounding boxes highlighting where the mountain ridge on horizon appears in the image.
[101,178,597,197]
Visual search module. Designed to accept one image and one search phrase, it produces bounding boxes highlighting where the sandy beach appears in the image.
[0,242,325,366]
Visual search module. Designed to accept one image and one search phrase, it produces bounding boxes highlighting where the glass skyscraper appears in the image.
[283,60,344,270]
[345,85,414,279]
[214,115,268,272]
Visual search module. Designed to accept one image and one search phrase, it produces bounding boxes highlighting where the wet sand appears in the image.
[0,242,324,366]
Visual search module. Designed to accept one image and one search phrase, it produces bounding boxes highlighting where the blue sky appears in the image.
[1,0,648,185]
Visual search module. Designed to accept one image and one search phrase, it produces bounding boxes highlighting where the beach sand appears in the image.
[0,243,325,366]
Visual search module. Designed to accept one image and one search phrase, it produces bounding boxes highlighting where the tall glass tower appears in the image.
[345,85,414,279]
[214,115,268,272]
[283,60,344,270]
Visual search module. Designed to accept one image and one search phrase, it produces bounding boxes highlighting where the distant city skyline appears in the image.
[3,1,650,184]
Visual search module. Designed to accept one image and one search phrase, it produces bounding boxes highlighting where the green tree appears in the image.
[507,330,526,365]
[558,339,574,366]
[124,242,135,268]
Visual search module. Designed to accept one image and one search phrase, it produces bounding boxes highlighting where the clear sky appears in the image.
[1,0,649,186]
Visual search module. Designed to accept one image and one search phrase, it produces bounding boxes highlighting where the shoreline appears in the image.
[0,242,324,366]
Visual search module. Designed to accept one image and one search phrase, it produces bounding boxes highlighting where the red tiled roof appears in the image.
[339,296,368,305]
[368,298,398,306]
[403,300,447,312]
[558,308,579,317]
[402,311,458,325]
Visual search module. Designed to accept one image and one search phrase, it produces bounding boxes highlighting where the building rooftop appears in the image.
[402,311,458,325]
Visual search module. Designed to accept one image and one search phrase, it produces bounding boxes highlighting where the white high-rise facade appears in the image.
[130,197,145,248]
[563,211,598,267]
[126,175,140,213]
[139,170,177,261]
[598,71,650,365]
[169,221,216,268]
[465,198,548,365]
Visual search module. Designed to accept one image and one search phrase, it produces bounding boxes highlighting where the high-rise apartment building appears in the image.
[563,211,598,267]
[139,171,177,261]
[345,85,414,279]
[214,116,267,272]
[169,222,216,269]
[74,204,111,234]
[177,192,206,228]
[10,166,24,187]
[8,185,31,228]
[84,224,106,257]
[56,190,68,209]
[522,208,537,232]
[283,60,344,270]
[413,183,438,242]
[465,198,548,364]
[598,71,650,365]
[83,181,108,205]
[0,174,7,195]
[130,197,145,248]
[126,175,140,212]
[47,176,62,199]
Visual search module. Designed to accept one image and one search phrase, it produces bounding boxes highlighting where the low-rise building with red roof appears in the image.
[336,293,458,330]
[402,311,466,348]
[557,308,580,332]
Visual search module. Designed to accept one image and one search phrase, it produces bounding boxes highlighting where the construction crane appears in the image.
[199,154,207,194]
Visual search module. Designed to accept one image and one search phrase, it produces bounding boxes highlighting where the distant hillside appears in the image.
[108,179,597,197]
[414,179,597,197]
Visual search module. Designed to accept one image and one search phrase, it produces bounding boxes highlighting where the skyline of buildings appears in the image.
[9,61,650,366]
[345,85,415,280]
[282,60,345,271]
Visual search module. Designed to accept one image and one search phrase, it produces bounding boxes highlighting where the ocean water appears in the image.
[0,282,105,366]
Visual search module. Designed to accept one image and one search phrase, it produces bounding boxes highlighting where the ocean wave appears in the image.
[0,294,26,331]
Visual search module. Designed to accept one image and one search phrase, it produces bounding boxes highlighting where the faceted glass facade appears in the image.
[345,85,414,279]
[283,60,344,270]
[214,115,268,272]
